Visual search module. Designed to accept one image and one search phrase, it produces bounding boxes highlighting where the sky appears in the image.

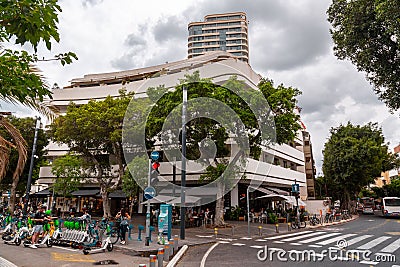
[3,0,400,173]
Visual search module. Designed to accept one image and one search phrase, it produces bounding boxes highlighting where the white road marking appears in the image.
[240,237,252,240]
[0,257,18,267]
[316,234,356,245]
[196,235,214,238]
[200,242,219,267]
[53,246,79,252]
[281,232,326,242]
[357,236,391,250]
[381,237,400,253]
[272,241,284,244]
[299,232,341,244]
[264,231,312,240]
[255,239,267,242]
[308,244,322,248]
[218,241,230,244]
[345,235,373,246]
[289,243,302,246]
[232,243,246,246]
[359,260,378,265]
[250,245,264,249]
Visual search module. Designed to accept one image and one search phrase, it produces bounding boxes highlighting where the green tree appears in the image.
[122,155,148,216]
[0,116,48,212]
[327,0,400,111]
[51,154,83,211]
[0,0,77,115]
[322,122,396,209]
[146,72,301,226]
[384,178,400,197]
[49,91,150,217]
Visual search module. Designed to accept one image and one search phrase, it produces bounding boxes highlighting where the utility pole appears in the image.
[180,86,187,240]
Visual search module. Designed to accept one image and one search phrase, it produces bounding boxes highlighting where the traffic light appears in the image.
[150,160,160,186]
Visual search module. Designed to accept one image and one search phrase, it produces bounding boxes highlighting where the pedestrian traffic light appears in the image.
[150,160,160,186]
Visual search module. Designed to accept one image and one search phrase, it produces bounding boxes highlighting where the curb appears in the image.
[166,245,188,267]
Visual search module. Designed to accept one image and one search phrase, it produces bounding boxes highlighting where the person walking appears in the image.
[116,209,131,245]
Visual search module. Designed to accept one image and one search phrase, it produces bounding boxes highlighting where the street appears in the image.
[0,241,145,267]
[177,214,400,267]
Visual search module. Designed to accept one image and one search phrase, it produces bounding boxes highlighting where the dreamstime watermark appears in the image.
[257,239,396,263]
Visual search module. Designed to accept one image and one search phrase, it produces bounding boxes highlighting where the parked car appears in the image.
[362,206,374,214]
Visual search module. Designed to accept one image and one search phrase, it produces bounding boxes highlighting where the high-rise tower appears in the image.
[188,12,249,62]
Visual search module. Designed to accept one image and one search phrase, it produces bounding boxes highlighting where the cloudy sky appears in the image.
[4,0,400,173]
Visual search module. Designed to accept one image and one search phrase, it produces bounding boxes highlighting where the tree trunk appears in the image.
[214,181,226,226]
[100,186,111,218]
[9,175,19,214]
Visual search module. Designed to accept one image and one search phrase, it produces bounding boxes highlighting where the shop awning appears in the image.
[71,189,100,197]
[109,190,127,198]
[167,195,201,206]
[256,194,306,206]
[31,188,52,197]
[141,195,174,205]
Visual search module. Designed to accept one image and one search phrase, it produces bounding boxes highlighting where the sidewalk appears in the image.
[117,214,359,266]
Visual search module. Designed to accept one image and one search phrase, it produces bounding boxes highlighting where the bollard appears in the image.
[138,225,144,241]
[128,224,133,240]
[164,244,170,261]
[139,264,147,267]
[125,230,129,245]
[169,239,174,256]
[145,236,150,246]
[258,226,262,236]
[275,223,279,233]
[214,227,218,238]
[231,225,235,236]
[149,226,155,242]
[173,235,179,252]
[157,248,164,267]
[149,254,156,267]
[287,222,291,231]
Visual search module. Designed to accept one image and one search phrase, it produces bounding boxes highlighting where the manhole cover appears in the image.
[93,260,119,265]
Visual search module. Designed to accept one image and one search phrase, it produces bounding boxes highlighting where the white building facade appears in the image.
[38,51,308,213]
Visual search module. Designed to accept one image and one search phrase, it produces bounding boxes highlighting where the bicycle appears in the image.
[291,214,306,229]
[98,218,121,245]
[342,210,352,220]
[309,214,320,226]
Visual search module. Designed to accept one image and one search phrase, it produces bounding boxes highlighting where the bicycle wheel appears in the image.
[109,229,119,244]
[300,221,306,228]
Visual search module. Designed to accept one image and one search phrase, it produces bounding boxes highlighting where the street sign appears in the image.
[150,151,160,161]
[292,183,300,193]
[144,186,156,200]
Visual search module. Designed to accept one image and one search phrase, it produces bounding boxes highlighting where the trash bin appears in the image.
[145,236,150,246]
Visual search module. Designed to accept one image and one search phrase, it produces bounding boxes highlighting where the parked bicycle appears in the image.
[309,214,320,226]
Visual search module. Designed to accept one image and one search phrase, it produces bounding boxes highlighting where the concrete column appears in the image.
[230,185,239,207]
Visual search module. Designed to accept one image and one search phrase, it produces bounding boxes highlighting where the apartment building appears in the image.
[188,12,249,62]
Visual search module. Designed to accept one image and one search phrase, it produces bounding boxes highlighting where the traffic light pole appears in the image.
[180,86,187,240]
[146,159,151,242]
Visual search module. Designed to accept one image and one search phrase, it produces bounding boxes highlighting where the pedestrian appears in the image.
[30,205,49,248]
[116,209,131,245]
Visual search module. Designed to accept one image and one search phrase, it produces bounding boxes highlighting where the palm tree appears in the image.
[0,114,27,213]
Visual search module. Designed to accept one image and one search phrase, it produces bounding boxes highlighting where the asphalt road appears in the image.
[177,214,400,267]
[0,241,147,267]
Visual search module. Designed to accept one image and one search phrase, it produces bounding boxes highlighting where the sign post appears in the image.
[146,151,160,244]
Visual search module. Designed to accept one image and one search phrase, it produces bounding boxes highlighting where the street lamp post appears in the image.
[180,86,187,240]
[23,117,41,215]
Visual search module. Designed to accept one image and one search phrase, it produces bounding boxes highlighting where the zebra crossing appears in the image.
[199,230,400,265]
[263,230,400,254]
